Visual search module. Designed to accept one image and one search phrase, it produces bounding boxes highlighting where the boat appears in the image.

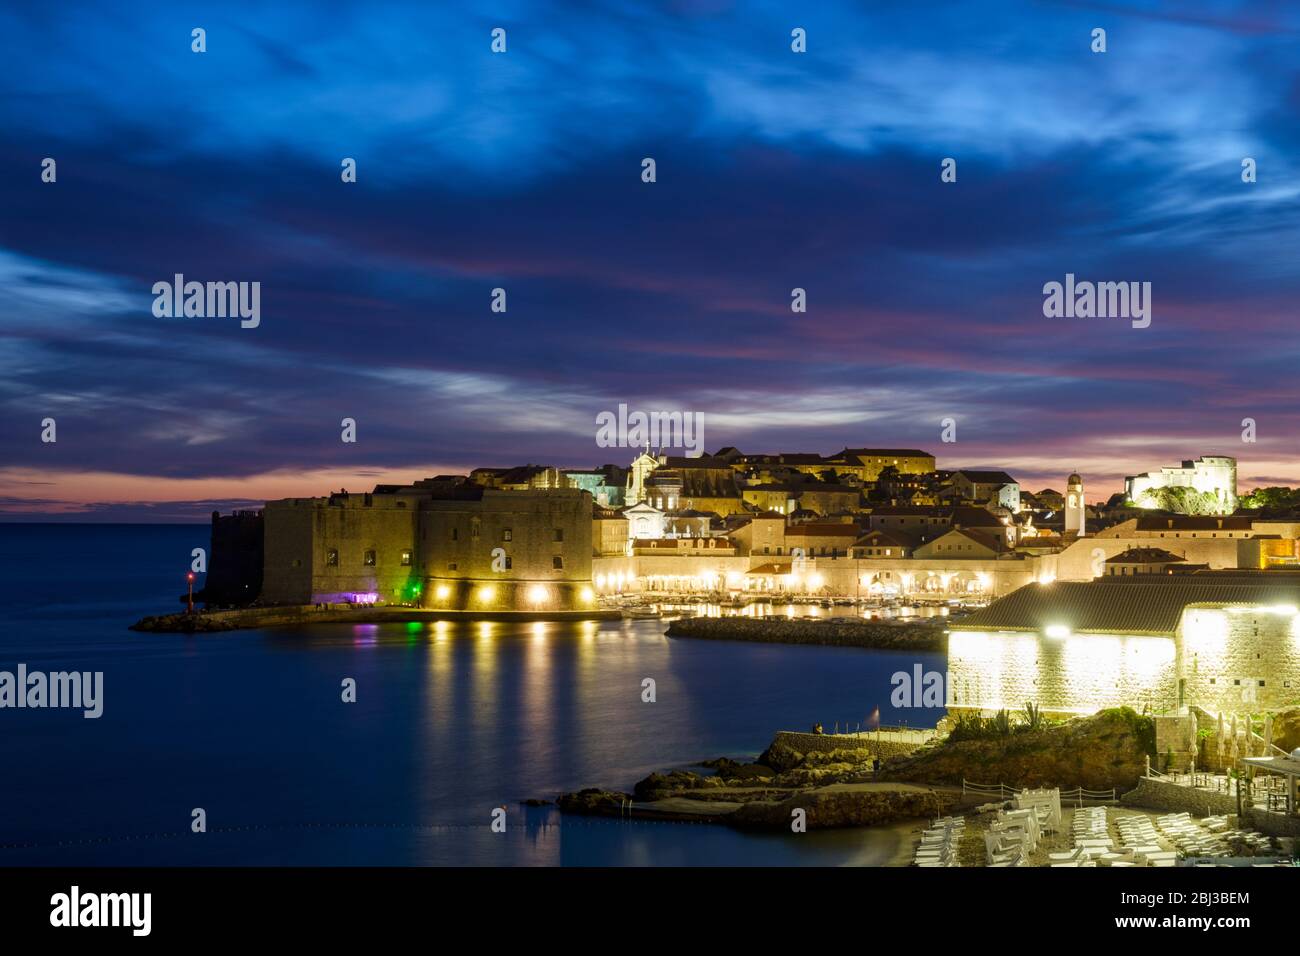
[621,607,662,620]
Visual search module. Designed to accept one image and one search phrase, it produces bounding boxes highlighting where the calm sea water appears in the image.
[0,524,945,866]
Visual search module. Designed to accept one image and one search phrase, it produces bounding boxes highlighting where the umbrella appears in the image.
[1229,714,1239,764]
[1216,711,1225,766]
[1263,714,1274,755]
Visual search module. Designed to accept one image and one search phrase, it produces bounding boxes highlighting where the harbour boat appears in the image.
[621,607,662,619]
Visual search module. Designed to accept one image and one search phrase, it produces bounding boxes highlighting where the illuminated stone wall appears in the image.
[420,489,594,612]
[262,492,420,604]
[946,629,1178,716]
[261,498,315,604]
[1178,607,1300,713]
[1125,456,1237,512]
[1045,534,1252,582]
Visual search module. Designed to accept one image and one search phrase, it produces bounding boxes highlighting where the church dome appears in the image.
[1067,472,1082,485]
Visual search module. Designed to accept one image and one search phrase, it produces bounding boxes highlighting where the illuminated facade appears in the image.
[259,486,595,611]
[948,578,1300,717]
[1125,455,1237,513]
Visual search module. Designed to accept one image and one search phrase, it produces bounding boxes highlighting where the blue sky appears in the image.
[2,1,1300,518]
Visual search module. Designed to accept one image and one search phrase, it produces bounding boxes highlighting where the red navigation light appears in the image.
[187,572,196,581]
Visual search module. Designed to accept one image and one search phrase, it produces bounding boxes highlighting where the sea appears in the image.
[0,523,946,866]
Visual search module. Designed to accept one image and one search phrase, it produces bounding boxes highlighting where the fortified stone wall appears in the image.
[771,730,931,759]
[946,629,1178,716]
[1179,607,1300,713]
[261,499,316,604]
[205,510,263,605]
[310,495,419,603]
[420,489,594,611]
[1120,777,1239,816]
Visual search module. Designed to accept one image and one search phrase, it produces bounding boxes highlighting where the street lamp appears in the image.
[186,571,195,614]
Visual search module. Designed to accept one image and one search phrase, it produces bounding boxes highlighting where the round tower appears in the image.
[1065,471,1085,537]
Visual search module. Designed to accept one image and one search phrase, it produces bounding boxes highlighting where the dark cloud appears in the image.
[2,0,1299,508]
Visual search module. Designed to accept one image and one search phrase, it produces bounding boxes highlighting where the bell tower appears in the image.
[1065,471,1085,537]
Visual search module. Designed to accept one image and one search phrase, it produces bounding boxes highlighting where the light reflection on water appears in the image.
[0,526,951,865]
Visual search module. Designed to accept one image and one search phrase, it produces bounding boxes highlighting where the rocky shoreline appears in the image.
[554,740,958,830]
[551,709,1156,834]
[665,615,947,651]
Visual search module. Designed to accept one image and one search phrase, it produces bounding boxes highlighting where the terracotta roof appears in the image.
[957,580,1300,636]
[837,448,933,459]
[852,530,919,549]
[946,506,1006,528]
[954,470,1018,485]
[1132,515,1254,531]
[1106,547,1186,564]
[787,523,862,536]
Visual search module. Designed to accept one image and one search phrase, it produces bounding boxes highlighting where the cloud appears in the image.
[2,0,1300,512]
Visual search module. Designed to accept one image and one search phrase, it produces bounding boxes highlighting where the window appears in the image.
[504,556,513,570]
[327,549,339,567]
[451,527,459,541]
[448,562,458,571]
[400,550,412,567]
[553,528,564,542]
[552,556,564,570]
[471,518,481,539]
[364,550,376,567]
[503,529,512,542]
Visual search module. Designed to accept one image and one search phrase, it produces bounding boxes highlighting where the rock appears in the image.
[882,707,1152,791]
[731,784,947,829]
[520,798,552,807]
[699,757,775,780]
[128,613,238,633]
[756,741,804,773]
[555,789,631,816]
[1269,706,1300,755]
[633,770,705,801]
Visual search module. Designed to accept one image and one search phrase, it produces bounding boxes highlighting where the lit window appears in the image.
[364,550,376,567]
[503,529,512,542]
[327,549,339,567]
[400,550,412,567]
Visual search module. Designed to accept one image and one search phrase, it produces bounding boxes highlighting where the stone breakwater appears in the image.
[554,735,953,831]
[664,615,947,652]
[130,606,620,633]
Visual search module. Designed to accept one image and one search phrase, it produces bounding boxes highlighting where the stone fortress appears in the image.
[1125,455,1238,513]
[205,446,1300,621]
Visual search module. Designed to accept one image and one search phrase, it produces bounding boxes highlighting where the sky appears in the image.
[2,0,1300,520]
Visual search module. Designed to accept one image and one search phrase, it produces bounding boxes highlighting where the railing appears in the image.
[961,779,1116,804]
[1061,786,1118,805]
[961,779,1017,800]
